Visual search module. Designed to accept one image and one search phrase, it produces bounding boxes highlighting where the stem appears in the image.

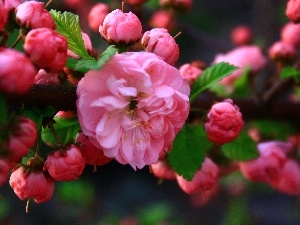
[10,33,22,48]
[47,120,63,146]
[45,0,53,8]
[26,199,30,213]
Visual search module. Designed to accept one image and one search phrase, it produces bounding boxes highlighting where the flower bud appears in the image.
[176,157,219,194]
[24,28,68,73]
[268,41,297,63]
[141,28,179,65]
[15,1,56,29]
[179,63,202,85]
[0,2,8,31]
[44,145,85,181]
[99,9,142,46]
[4,0,21,12]
[9,166,55,203]
[150,159,176,180]
[230,25,253,46]
[0,48,37,94]
[88,3,110,32]
[286,0,300,23]
[0,159,10,186]
[149,10,175,31]
[281,22,300,48]
[35,69,61,85]
[205,99,244,145]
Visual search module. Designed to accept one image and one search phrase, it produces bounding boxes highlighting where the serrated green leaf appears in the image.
[41,116,80,146]
[50,10,91,59]
[168,125,213,181]
[280,66,300,79]
[190,62,238,102]
[221,130,258,161]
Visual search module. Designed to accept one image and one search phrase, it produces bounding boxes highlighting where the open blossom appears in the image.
[99,9,142,46]
[77,52,190,169]
[88,3,110,32]
[24,28,68,73]
[44,145,85,181]
[9,166,55,203]
[286,0,300,23]
[15,1,56,29]
[0,48,37,94]
[239,141,292,183]
[141,28,179,65]
[205,99,244,145]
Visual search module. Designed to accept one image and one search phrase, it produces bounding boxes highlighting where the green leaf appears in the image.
[41,116,81,146]
[50,10,92,59]
[221,130,258,161]
[168,125,213,181]
[190,62,238,102]
[231,66,251,98]
[280,66,300,79]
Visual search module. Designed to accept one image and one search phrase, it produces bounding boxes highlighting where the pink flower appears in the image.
[149,10,175,31]
[281,22,300,48]
[268,41,297,62]
[239,141,291,182]
[269,159,300,195]
[205,99,244,145]
[4,0,21,12]
[230,25,253,46]
[35,69,61,85]
[179,63,202,85]
[76,52,190,169]
[88,3,110,32]
[176,157,219,194]
[9,166,55,203]
[99,9,142,46]
[15,1,56,29]
[0,159,10,186]
[141,28,179,65]
[44,145,85,181]
[0,2,8,31]
[0,48,37,94]
[150,159,176,180]
[76,132,112,166]
[286,0,300,23]
[124,0,148,6]
[213,45,267,90]
[24,28,68,73]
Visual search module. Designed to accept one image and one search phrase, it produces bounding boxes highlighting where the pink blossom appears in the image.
[124,0,148,6]
[176,157,219,194]
[0,48,37,94]
[205,99,244,145]
[150,159,176,180]
[239,141,292,182]
[9,166,55,203]
[230,25,253,46]
[88,3,110,32]
[269,159,300,195]
[99,9,142,46]
[4,0,21,12]
[281,22,300,48]
[24,28,68,73]
[0,159,10,186]
[141,28,179,65]
[76,132,112,166]
[268,41,297,62]
[149,10,175,31]
[0,2,8,31]
[179,63,202,85]
[213,45,267,90]
[35,69,61,85]
[76,52,190,169]
[44,145,85,181]
[15,1,56,29]
[286,0,300,23]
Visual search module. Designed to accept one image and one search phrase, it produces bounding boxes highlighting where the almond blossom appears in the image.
[76,52,190,169]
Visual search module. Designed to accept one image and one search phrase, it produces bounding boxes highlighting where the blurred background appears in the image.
[2,0,300,224]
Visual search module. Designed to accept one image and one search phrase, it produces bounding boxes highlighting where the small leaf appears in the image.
[221,130,258,161]
[168,125,213,181]
[280,66,300,79]
[41,116,81,146]
[190,62,238,102]
[50,10,92,59]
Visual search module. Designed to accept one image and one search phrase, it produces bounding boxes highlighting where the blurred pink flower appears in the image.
[150,159,176,180]
[281,22,300,48]
[0,2,8,31]
[149,10,175,31]
[76,52,190,169]
[286,0,300,23]
[230,25,253,46]
[268,41,297,62]
[88,2,110,32]
[179,63,202,85]
[0,159,10,186]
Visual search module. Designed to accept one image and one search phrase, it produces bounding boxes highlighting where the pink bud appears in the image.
[205,99,244,145]
[4,0,21,12]
[269,159,300,195]
[88,3,110,32]
[0,2,8,31]
[44,145,85,181]
[141,28,179,65]
[286,0,300,23]
[268,41,297,62]
[0,48,37,94]
[149,10,175,31]
[9,166,55,203]
[150,159,176,180]
[124,0,148,6]
[15,1,56,29]
[35,69,61,85]
[24,28,68,73]
[176,157,219,194]
[0,159,10,186]
[75,133,112,166]
[230,25,253,46]
[239,141,291,182]
[179,63,202,85]
[281,22,300,48]
[99,9,142,46]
